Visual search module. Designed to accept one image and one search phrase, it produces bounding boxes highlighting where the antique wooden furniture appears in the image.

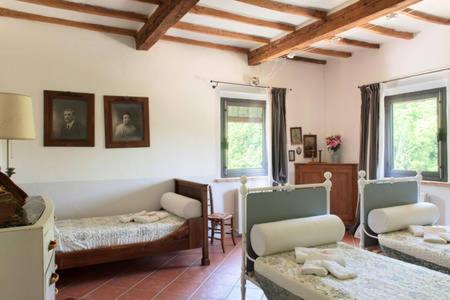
[208,186,236,253]
[56,179,210,269]
[295,163,358,226]
[0,197,57,300]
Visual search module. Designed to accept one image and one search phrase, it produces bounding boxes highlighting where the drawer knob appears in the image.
[48,240,57,251]
[55,288,59,295]
[49,272,59,285]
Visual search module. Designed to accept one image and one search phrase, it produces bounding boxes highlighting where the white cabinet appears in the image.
[0,197,57,300]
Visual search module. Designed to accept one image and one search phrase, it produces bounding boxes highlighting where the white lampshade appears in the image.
[0,93,36,140]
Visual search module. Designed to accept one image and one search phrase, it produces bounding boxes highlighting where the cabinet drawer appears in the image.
[45,254,57,300]
[43,225,56,270]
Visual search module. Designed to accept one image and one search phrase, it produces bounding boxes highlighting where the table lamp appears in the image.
[0,93,36,177]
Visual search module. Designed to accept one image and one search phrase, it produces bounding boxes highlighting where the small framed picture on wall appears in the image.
[303,134,317,158]
[44,90,95,147]
[290,127,302,145]
[288,150,295,162]
[104,96,150,148]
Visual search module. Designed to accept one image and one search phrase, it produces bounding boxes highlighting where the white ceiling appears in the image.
[1,0,449,62]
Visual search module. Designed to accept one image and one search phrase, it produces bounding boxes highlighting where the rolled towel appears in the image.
[322,260,357,280]
[408,225,425,237]
[119,215,133,223]
[424,232,447,244]
[301,260,328,277]
[134,215,159,224]
[440,232,450,242]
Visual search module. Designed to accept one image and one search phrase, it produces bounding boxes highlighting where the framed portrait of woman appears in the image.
[104,96,150,148]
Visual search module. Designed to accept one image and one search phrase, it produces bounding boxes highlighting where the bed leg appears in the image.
[201,245,210,265]
[241,273,246,300]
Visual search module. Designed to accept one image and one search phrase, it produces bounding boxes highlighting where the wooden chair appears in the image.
[208,185,236,253]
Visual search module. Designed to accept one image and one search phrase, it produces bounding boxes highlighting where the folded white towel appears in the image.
[295,247,345,266]
[408,225,425,237]
[424,226,447,234]
[134,215,159,224]
[322,260,357,280]
[119,210,169,223]
[439,232,450,243]
[301,260,328,277]
[424,232,447,244]
[305,252,346,267]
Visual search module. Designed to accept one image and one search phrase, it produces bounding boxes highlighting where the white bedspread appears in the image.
[379,227,450,269]
[255,243,450,300]
[55,211,185,252]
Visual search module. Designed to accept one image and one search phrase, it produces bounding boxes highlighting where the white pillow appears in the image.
[250,215,345,257]
[160,192,202,219]
[368,202,440,234]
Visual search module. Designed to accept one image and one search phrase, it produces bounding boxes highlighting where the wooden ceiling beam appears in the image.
[401,8,450,25]
[286,56,326,65]
[136,0,199,50]
[301,47,352,58]
[18,0,148,23]
[0,7,136,37]
[248,0,420,65]
[132,0,164,5]
[190,5,295,32]
[173,21,270,44]
[360,23,414,39]
[334,37,380,49]
[236,0,326,20]
[161,35,249,53]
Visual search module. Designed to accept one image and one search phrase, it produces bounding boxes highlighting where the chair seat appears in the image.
[208,213,232,220]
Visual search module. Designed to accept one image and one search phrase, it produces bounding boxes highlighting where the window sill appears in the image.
[214,176,269,183]
[421,181,450,188]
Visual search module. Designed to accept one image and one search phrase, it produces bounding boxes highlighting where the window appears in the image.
[221,98,267,177]
[385,88,447,181]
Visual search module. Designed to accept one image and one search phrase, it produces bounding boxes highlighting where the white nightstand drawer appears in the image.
[45,254,57,300]
[43,224,56,269]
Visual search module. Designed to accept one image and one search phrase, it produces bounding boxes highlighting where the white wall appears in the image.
[0,19,326,219]
[324,25,450,224]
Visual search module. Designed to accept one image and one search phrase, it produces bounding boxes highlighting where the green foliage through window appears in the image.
[221,98,267,177]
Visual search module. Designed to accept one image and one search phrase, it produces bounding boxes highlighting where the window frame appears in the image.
[220,97,268,178]
[384,87,447,181]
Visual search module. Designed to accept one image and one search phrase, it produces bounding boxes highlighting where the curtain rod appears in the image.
[358,66,450,88]
[210,80,293,91]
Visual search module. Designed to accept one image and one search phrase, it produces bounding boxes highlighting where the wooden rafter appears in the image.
[286,56,326,65]
[302,47,352,58]
[132,0,164,5]
[0,7,136,37]
[401,8,450,25]
[334,37,380,49]
[360,23,414,39]
[18,0,148,23]
[236,0,326,20]
[136,0,199,50]
[161,35,249,53]
[172,21,270,44]
[190,5,295,32]
[248,0,420,65]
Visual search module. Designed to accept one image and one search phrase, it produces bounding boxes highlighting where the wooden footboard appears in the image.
[56,178,210,269]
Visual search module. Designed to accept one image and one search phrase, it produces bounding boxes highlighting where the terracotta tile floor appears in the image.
[56,233,360,300]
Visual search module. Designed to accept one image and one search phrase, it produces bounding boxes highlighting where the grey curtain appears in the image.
[271,88,288,184]
[352,83,380,234]
[359,83,380,179]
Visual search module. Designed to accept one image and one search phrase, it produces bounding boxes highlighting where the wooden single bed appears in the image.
[55,178,210,269]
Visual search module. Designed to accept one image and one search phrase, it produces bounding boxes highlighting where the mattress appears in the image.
[55,211,185,252]
[254,243,450,300]
[378,227,450,270]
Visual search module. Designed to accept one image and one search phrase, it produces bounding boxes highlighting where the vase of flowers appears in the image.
[326,135,342,163]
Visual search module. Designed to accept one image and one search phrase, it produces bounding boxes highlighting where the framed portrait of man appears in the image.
[104,96,150,148]
[44,90,95,147]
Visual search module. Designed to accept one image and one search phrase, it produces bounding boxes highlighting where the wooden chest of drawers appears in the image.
[295,163,358,226]
[0,197,57,300]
